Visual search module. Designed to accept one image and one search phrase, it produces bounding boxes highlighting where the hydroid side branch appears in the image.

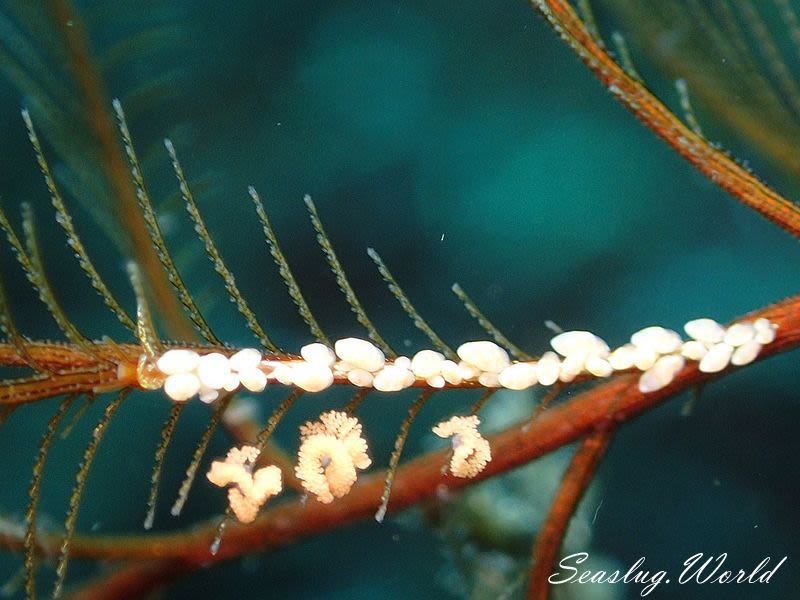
[530,0,800,239]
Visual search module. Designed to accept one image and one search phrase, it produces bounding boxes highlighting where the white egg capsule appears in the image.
[373,365,415,392]
[300,343,336,367]
[440,360,462,385]
[347,368,374,388]
[684,318,725,344]
[723,323,755,347]
[229,348,262,372]
[239,367,268,392]
[753,318,777,344]
[609,344,637,371]
[633,346,658,371]
[637,367,670,394]
[731,340,762,366]
[198,386,220,404]
[394,356,412,370]
[478,371,500,388]
[157,349,200,375]
[558,368,577,383]
[291,363,334,392]
[637,370,665,394]
[560,351,587,379]
[410,350,446,379]
[585,355,613,377]
[456,341,511,373]
[658,354,685,376]
[630,326,682,354]
[755,327,776,344]
[333,361,355,374]
[478,372,501,387]
[681,340,708,361]
[498,362,539,390]
[223,372,241,392]
[637,354,685,393]
[426,375,446,388]
[536,351,561,386]
[457,361,482,381]
[753,318,771,332]
[271,364,295,385]
[698,343,734,373]
[164,373,201,401]
[334,338,386,372]
[197,353,232,390]
[550,331,609,357]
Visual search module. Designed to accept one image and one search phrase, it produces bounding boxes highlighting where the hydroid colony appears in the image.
[0,69,792,600]
[1,1,799,598]
[0,94,786,593]
[145,316,777,523]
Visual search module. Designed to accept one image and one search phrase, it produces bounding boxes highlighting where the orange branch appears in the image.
[44,0,196,338]
[5,295,797,567]
[527,428,615,599]
[0,342,140,370]
[529,0,800,238]
[0,369,118,406]
[0,341,489,408]
[64,561,188,600]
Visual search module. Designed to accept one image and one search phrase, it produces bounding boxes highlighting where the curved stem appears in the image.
[529,0,800,238]
[6,294,798,565]
[44,0,196,338]
[527,427,615,599]
[63,561,188,600]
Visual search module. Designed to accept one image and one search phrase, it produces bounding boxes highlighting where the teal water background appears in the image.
[0,1,798,598]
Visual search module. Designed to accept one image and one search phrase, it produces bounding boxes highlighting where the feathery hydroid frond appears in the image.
[342,387,371,414]
[736,0,800,120]
[171,394,232,517]
[306,196,395,357]
[469,388,497,416]
[0,267,41,372]
[21,205,96,351]
[0,405,16,429]
[144,402,184,530]
[59,395,95,440]
[249,187,324,349]
[113,100,219,344]
[451,283,530,360]
[256,388,304,452]
[21,108,136,333]
[610,31,641,82]
[54,389,129,599]
[367,248,455,359]
[166,141,277,351]
[127,262,162,361]
[375,389,434,522]
[0,204,93,351]
[24,394,75,600]
[675,79,703,137]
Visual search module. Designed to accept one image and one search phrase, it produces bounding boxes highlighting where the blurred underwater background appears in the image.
[0,1,798,598]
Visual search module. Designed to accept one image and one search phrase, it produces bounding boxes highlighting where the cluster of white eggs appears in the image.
[156,348,268,402]
[147,317,777,402]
